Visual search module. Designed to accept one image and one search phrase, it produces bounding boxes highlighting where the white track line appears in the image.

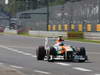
[87,52,100,55]
[0,63,4,65]
[95,74,100,75]
[0,45,36,57]
[56,63,71,66]
[8,46,34,49]
[0,45,98,74]
[30,54,37,58]
[0,62,4,67]
[73,67,92,72]
[10,65,24,69]
[34,70,50,74]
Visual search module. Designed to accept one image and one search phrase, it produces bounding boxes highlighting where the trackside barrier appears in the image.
[4,28,17,34]
[52,25,56,31]
[29,31,100,40]
[78,24,83,32]
[29,31,67,37]
[4,24,97,32]
[84,32,100,40]
[64,24,68,31]
[71,24,75,30]
[96,24,100,31]
[48,24,100,32]
[48,24,84,31]
[48,24,69,31]
[48,25,51,31]
[86,24,92,32]
[4,28,100,40]
[58,24,62,31]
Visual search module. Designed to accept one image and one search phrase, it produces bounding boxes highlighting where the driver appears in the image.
[53,42,65,54]
[53,36,65,54]
[56,36,64,44]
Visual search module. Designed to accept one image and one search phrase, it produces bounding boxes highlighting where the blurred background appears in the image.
[0,0,100,32]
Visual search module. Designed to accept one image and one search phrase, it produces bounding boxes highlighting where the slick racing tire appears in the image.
[36,46,46,60]
[79,47,87,62]
[80,47,86,56]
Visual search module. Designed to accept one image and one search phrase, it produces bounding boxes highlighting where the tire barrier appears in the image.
[86,24,92,32]
[48,24,100,32]
[58,24,62,31]
[64,24,68,31]
[78,24,83,32]
[71,24,75,31]
[96,24,100,32]
[52,25,56,31]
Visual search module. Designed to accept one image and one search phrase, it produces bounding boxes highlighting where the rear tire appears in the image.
[79,47,86,56]
[79,47,87,62]
[36,46,46,60]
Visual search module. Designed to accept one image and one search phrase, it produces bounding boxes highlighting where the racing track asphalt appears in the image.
[0,34,100,75]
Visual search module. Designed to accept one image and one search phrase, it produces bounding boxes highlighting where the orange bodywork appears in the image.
[59,46,69,54]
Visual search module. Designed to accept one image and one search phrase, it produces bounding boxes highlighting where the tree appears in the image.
[4,0,16,16]
[5,0,38,16]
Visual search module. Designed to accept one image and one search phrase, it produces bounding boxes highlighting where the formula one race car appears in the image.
[36,38,88,62]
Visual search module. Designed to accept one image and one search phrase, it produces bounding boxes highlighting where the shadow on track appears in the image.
[43,59,92,63]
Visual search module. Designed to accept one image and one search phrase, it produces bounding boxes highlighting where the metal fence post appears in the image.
[45,0,49,31]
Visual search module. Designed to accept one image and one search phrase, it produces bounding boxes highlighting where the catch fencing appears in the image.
[16,0,100,32]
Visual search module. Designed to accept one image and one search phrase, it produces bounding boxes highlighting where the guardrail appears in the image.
[29,31,67,37]
[4,28,17,34]
[84,32,100,40]
[4,28,67,37]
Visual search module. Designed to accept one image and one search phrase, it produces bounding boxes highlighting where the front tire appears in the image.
[36,46,46,60]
